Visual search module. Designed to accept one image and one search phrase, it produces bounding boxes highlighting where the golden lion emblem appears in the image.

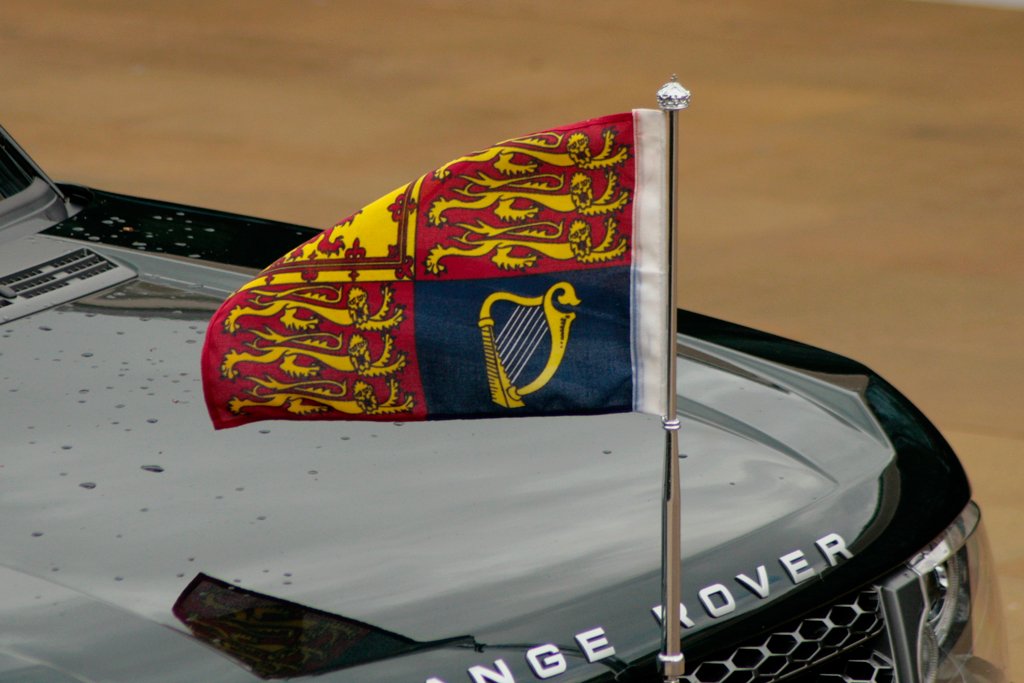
[221,328,407,380]
[424,216,628,274]
[224,284,403,334]
[228,376,414,417]
[428,169,629,227]
[432,128,628,180]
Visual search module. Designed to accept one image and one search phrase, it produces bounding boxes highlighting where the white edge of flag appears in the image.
[631,108,669,417]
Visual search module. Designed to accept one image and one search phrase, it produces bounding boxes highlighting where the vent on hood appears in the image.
[0,236,136,324]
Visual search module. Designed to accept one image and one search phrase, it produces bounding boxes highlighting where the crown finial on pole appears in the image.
[657,76,691,111]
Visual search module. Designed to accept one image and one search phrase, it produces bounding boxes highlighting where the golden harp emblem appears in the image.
[478,282,581,408]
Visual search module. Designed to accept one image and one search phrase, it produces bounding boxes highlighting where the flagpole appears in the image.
[656,75,690,683]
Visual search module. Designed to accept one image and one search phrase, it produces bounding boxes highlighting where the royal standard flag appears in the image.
[202,111,670,428]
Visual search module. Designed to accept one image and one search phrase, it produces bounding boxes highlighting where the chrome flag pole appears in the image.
[656,75,690,683]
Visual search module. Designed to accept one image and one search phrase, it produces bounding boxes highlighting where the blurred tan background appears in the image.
[1,0,1021,675]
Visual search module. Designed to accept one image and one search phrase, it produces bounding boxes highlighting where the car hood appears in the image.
[0,233,969,682]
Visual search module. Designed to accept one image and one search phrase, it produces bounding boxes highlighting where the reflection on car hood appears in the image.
[0,248,968,682]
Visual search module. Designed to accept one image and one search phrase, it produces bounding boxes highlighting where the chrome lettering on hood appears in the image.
[430,532,852,683]
[439,626,618,683]
[654,532,853,626]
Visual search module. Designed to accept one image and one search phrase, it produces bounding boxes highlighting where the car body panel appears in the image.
[0,180,975,681]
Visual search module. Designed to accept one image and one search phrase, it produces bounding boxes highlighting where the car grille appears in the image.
[684,589,888,683]
[813,646,893,683]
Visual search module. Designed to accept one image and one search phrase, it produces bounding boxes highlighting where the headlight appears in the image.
[880,501,1006,683]
[909,504,976,683]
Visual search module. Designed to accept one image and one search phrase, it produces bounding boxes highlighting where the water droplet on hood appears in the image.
[79,482,96,489]
[141,465,164,473]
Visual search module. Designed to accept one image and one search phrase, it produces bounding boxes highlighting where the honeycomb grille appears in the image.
[685,589,884,683]
[816,646,894,683]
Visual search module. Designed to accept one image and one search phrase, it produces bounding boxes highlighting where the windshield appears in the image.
[0,124,79,247]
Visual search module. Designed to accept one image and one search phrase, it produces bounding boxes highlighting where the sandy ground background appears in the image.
[1,0,1021,676]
